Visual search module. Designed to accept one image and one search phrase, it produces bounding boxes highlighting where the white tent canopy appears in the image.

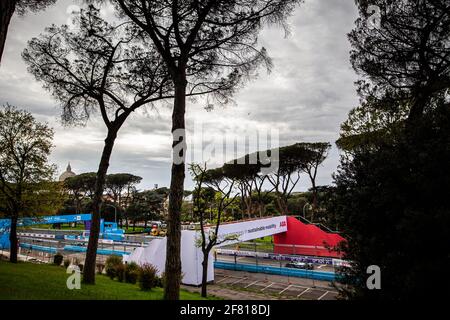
[124,216,287,285]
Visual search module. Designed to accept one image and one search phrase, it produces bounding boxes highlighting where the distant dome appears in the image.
[59,162,76,181]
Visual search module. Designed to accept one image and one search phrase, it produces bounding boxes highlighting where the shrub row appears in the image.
[105,255,163,291]
[54,253,104,274]
[53,253,161,290]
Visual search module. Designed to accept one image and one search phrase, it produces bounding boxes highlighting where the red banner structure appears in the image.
[273,216,345,258]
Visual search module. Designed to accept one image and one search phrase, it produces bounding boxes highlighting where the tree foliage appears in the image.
[23,5,172,126]
[349,0,450,121]
[64,173,97,199]
[300,142,331,219]
[334,104,450,300]
[105,173,142,205]
[334,1,450,299]
[111,0,297,103]
[336,99,408,152]
[0,0,57,64]
[266,143,318,215]
[15,0,57,15]
[125,188,168,227]
[208,142,330,218]
[0,105,57,262]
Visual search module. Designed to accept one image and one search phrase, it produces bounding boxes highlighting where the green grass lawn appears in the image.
[23,224,86,231]
[0,261,206,300]
[254,236,274,244]
[222,236,274,252]
[123,226,146,234]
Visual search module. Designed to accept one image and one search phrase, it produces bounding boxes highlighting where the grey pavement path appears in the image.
[181,284,280,300]
[182,269,341,300]
[215,268,338,291]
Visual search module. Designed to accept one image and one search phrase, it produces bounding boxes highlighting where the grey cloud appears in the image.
[0,0,359,192]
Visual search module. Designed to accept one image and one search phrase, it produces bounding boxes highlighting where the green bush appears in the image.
[116,263,125,282]
[138,264,158,291]
[63,258,70,268]
[155,271,165,288]
[154,276,163,288]
[53,253,63,266]
[124,262,139,284]
[105,255,123,280]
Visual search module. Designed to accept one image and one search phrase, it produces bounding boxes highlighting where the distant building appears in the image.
[59,162,76,182]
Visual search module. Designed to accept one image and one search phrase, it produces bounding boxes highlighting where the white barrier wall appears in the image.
[124,230,214,285]
[124,216,287,286]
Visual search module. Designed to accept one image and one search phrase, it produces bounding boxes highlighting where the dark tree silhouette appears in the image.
[349,0,450,122]
[218,144,325,217]
[0,0,56,64]
[105,173,142,207]
[22,6,173,284]
[105,173,142,227]
[267,144,316,215]
[222,155,262,219]
[64,172,97,213]
[252,173,275,218]
[110,0,302,299]
[334,103,450,300]
[126,188,168,228]
[333,0,450,299]
[336,98,409,153]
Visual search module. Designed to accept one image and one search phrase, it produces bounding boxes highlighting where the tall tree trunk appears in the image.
[164,79,186,300]
[83,129,117,284]
[245,197,252,219]
[276,197,287,215]
[0,0,17,64]
[407,94,426,124]
[258,202,265,218]
[9,214,18,263]
[75,199,81,215]
[201,251,209,298]
[311,180,317,222]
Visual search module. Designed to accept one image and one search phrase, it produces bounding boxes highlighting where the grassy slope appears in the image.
[0,261,205,300]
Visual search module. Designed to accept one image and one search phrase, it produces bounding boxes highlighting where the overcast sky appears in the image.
[0,0,359,192]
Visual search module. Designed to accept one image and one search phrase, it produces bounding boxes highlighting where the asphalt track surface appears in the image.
[213,269,340,300]
[216,253,336,272]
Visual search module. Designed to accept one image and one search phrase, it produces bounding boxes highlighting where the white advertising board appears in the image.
[213,215,287,247]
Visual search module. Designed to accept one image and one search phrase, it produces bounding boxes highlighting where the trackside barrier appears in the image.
[19,243,129,256]
[213,261,338,282]
[63,245,129,256]
[20,243,57,254]
[216,248,336,265]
